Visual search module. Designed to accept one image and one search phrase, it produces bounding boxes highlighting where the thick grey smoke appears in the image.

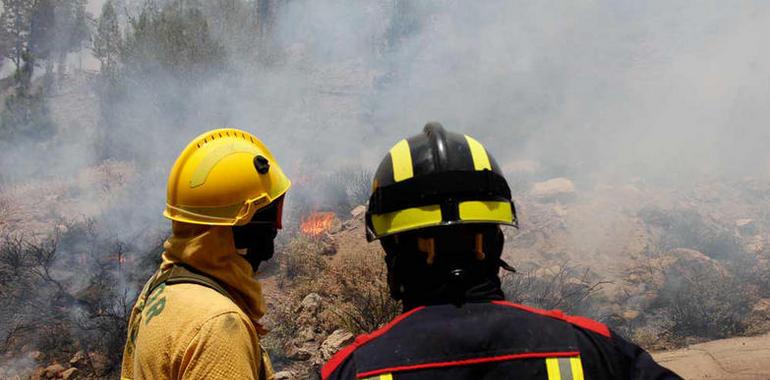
[1,1,769,374]
[3,0,770,238]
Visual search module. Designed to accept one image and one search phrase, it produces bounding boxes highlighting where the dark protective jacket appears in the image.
[322,301,680,380]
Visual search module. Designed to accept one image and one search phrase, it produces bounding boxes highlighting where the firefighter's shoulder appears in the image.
[491,300,611,337]
[322,306,425,380]
[321,302,612,379]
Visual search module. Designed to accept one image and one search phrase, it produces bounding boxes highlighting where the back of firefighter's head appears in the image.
[366,123,517,307]
[164,128,291,270]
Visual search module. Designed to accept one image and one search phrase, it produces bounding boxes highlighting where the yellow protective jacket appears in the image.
[121,222,274,380]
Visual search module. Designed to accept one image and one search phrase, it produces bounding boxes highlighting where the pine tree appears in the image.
[51,0,90,76]
[94,0,121,74]
[0,0,34,71]
[29,0,56,64]
[123,1,226,80]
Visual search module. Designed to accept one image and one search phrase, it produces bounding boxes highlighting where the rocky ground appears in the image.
[2,154,770,379]
[257,173,770,379]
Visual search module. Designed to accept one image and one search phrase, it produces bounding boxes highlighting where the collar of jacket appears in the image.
[160,221,267,332]
[401,274,505,312]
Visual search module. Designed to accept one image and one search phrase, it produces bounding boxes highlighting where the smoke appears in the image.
[0,1,767,264]
[4,0,770,204]
[1,1,769,371]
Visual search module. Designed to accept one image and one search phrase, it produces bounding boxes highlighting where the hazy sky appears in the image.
[3,1,770,238]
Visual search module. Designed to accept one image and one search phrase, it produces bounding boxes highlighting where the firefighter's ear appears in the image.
[485,226,504,259]
[385,251,404,300]
[417,237,436,265]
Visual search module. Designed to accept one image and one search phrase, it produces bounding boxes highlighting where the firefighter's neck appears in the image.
[400,272,504,312]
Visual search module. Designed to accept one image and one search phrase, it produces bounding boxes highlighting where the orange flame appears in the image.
[301,211,335,236]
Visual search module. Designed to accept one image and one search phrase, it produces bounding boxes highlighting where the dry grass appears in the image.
[501,263,608,316]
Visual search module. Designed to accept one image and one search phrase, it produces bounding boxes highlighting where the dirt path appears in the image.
[652,333,770,379]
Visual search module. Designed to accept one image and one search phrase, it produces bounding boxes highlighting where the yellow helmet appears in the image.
[164,129,291,226]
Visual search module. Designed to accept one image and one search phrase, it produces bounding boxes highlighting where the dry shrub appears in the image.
[0,222,155,377]
[501,263,608,316]
[655,267,755,339]
[288,166,373,219]
[323,249,400,334]
[278,236,329,283]
[638,207,744,260]
[260,295,304,364]
[267,235,399,364]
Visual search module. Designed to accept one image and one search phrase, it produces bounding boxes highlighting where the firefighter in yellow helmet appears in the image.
[121,129,290,380]
[323,123,679,379]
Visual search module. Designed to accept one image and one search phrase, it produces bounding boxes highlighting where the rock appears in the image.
[299,293,322,314]
[28,351,44,361]
[286,345,313,361]
[530,178,576,201]
[735,219,757,235]
[88,352,110,375]
[61,368,78,380]
[274,371,296,380]
[350,205,366,219]
[31,367,46,380]
[622,310,640,320]
[43,363,65,378]
[296,325,317,342]
[753,298,770,313]
[320,329,354,361]
[69,351,86,367]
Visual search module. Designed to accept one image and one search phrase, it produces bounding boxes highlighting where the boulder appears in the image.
[298,293,322,316]
[69,351,86,367]
[735,219,757,235]
[320,330,354,361]
[28,351,44,361]
[622,310,640,320]
[530,178,576,201]
[350,205,366,219]
[61,367,78,380]
[88,352,110,375]
[286,345,313,361]
[43,363,65,379]
[296,325,317,343]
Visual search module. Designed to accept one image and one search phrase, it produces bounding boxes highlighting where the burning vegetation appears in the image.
[300,212,336,237]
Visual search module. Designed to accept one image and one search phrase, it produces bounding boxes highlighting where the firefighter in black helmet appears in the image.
[322,123,680,380]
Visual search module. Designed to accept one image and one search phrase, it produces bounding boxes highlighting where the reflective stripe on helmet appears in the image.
[464,135,491,171]
[370,200,516,238]
[371,205,442,237]
[389,139,414,182]
[458,200,513,223]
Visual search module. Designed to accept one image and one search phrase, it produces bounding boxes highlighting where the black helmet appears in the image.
[366,122,517,241]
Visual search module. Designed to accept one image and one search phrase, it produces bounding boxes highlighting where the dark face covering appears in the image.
[232,197,283,271]
[382,224,508,311]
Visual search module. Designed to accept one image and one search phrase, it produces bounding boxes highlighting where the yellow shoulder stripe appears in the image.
[546,356,584,380]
